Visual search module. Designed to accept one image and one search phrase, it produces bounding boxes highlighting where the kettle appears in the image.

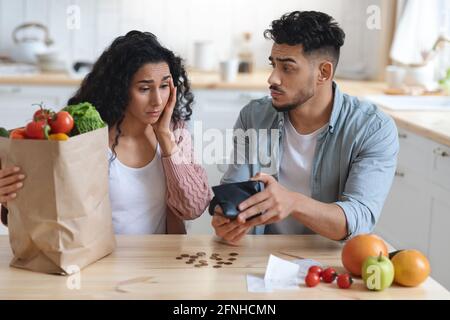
[11,22,53,64]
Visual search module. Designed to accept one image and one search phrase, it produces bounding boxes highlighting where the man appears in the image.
[211,11,399,244]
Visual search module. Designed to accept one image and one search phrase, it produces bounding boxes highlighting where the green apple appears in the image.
[362,252,394,291]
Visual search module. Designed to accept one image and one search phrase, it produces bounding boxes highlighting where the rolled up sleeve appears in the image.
[335,116,399,239]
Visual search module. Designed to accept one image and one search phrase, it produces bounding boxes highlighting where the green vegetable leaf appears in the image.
[0,127,10,138]
[63,102,106,136]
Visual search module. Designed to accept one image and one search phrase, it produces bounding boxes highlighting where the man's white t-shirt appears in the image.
[108,145,167,234]
[265,116,328,234]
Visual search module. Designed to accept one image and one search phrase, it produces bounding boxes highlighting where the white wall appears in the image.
[0,0,389,79]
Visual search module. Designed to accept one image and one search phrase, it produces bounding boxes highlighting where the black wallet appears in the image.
[208,180,265,220]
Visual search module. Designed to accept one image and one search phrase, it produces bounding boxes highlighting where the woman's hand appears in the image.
[152,78,178,157]
[0,166,26,205]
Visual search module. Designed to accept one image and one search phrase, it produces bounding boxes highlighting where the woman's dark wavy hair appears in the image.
[68,30,193,160]
[264,11,345,70]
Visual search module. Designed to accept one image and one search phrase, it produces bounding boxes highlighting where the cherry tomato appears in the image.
[337,273,353,289]
[25,120,50,140]
[322,267,337,283]
[49,111,74,134]
[308,265,323,277]
[10,128,27,139]
[305,272,321,287]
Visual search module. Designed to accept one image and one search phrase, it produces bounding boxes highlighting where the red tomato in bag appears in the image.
[49,111,74,134]
[25,120,50,139]
[10,128,27,139]
[33,108,54,122]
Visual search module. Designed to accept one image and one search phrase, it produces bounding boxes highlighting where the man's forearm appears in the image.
[291,193,347,241]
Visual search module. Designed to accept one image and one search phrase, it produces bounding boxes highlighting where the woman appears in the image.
[0,31,211,234]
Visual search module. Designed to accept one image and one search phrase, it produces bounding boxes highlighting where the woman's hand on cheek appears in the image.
[152,78,178,156]
[152,78,177,135]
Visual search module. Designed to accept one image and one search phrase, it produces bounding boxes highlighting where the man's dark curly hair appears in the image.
[264,11,345,70]
[68,30,193,160]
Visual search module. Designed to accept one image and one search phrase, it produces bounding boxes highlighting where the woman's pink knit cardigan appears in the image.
[0,121,212,234]
[161,121,211,233]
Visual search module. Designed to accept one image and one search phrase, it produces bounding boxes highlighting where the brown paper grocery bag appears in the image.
[0,127,116,275]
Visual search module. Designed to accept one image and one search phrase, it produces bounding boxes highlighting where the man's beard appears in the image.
[271,84,315,113]
[270,73,315,112]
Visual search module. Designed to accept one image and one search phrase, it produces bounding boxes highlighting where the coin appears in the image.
[199,260,207,263]
[194,264,203,267]
[215,258,223,261]
[217,261,225,265]
[228,258,236,261]
[176,257,183,260]
[229,253,239,256]
[186,261,193,264]
[190,255,197,259]
[181,254,189,257]
[224,262,232,265]
[213,265,222,268]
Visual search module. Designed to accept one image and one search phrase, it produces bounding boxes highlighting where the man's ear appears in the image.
[318,61,333,84]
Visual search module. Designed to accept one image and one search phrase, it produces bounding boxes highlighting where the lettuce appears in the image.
[63,102,106,135]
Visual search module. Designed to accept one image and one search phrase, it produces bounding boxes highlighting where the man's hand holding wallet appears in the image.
[210,172,301,244]
[209,180,265,220]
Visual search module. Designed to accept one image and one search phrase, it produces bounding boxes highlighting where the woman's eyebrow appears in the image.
[137,75,171,84]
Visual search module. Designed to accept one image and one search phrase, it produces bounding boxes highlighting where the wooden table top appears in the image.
[0,235,448,300]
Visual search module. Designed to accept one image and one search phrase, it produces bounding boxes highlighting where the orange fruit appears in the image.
[391,250,430,287]
[341,234,388,276]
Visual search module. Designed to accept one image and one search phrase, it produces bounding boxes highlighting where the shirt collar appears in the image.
[328,81,343,134]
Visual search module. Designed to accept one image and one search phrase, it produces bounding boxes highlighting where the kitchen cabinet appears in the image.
[0,84,77,129]
[376,127,450,290]
[377,165,432,255]
[428,184,450,290]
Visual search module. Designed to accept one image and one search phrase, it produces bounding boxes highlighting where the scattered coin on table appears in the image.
[175,252,239,268]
